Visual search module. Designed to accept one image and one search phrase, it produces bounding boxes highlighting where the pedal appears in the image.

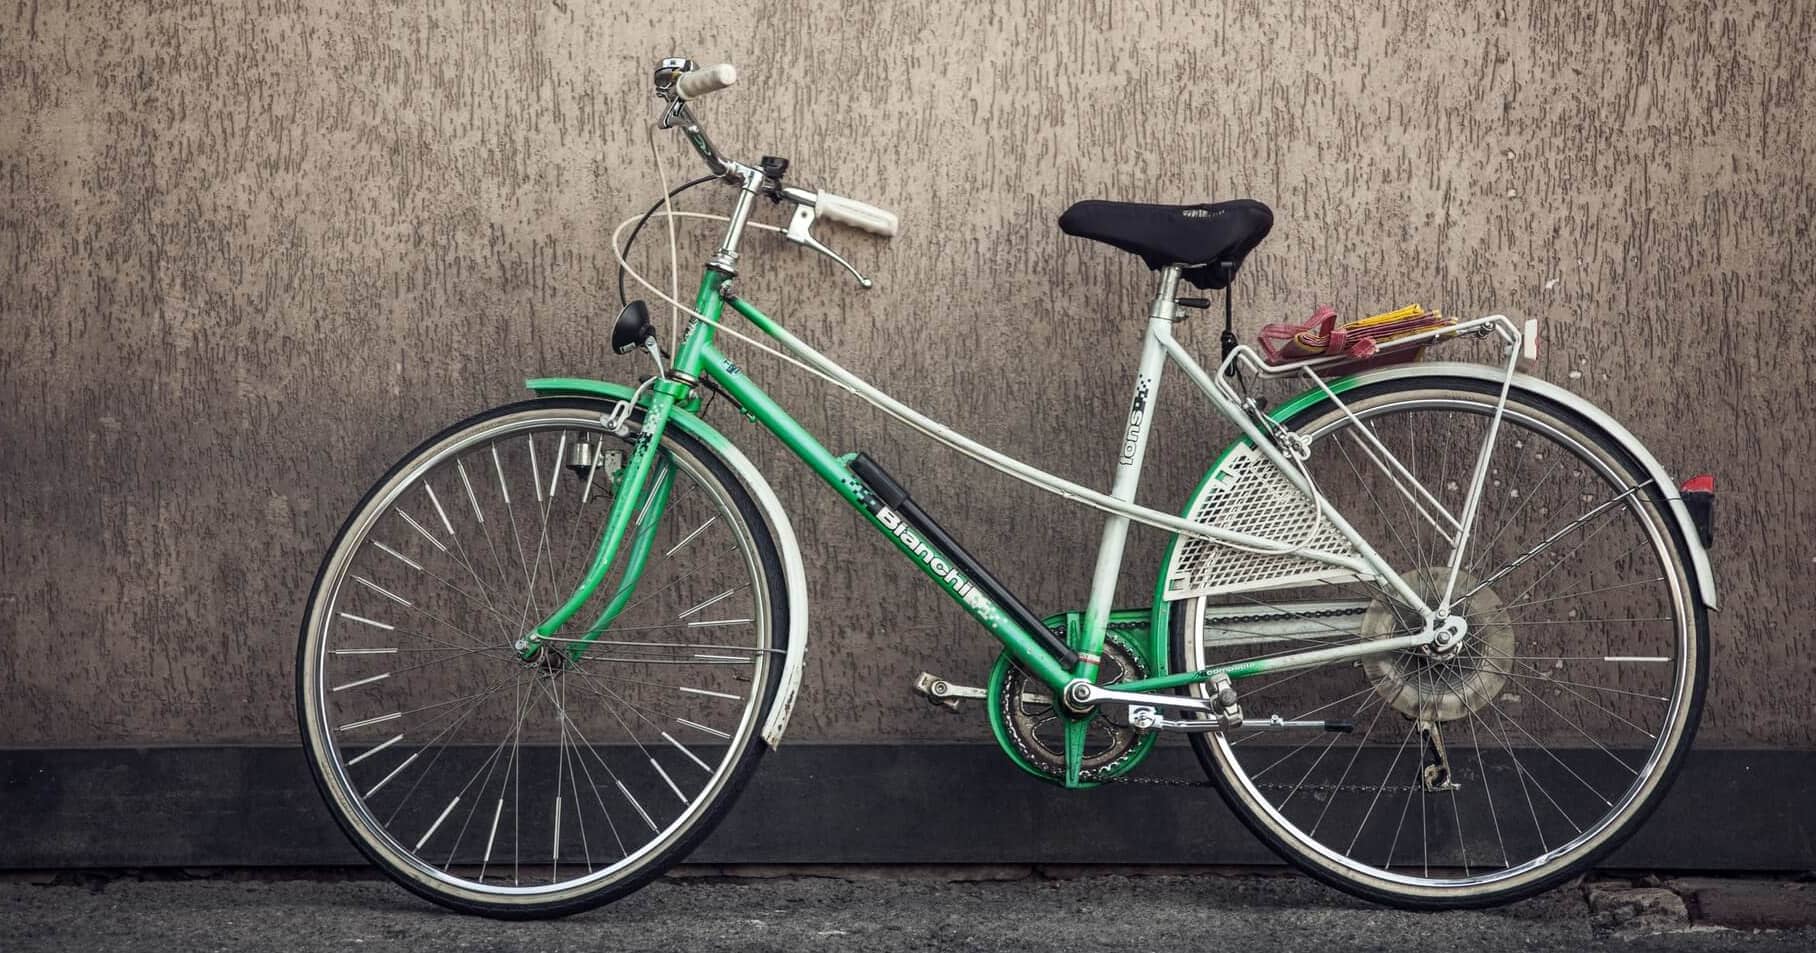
[912,672,985,712]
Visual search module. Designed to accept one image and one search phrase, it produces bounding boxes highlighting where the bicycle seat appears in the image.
[1058,199,1273,290]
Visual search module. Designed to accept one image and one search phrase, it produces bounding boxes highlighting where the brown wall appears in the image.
[2,0,1811,747]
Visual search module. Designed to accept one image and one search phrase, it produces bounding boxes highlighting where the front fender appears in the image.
[526,377,809,747]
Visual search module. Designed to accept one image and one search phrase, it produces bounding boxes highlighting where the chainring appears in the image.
[991,630,1148,784]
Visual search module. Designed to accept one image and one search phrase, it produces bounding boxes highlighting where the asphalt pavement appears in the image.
[2,869,1811,952]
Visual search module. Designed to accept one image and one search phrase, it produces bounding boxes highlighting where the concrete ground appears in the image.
[1,868,1811,953]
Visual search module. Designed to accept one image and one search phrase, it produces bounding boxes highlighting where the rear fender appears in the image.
[1153,362,1717,620]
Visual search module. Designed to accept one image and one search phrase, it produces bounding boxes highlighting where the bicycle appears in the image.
[296,58,1717,918]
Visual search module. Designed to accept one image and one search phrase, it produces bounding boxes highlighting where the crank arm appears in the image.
[913,672,1046,711]
[1064,681,1220,715]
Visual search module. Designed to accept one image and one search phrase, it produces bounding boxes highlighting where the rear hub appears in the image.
[1360,567,1514,721]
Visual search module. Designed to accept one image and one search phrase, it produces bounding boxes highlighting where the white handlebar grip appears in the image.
[816,191,900,238]
[676,64,737,100]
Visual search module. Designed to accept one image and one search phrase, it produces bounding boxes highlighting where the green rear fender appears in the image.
[524,376,812,748]
[1144,377,1362,667]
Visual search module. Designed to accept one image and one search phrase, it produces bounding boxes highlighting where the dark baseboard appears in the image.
[1,744,1809,870]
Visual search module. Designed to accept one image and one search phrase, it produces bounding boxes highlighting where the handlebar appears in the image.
[675,63,737,100]
[816,191,899,238]
[654,56,899,283]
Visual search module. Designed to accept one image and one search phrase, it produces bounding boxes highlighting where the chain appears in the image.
[1206,605,1367,627]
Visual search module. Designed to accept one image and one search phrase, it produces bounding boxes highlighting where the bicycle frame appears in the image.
[516,257,1497,698]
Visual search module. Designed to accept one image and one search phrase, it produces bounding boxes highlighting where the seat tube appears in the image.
[1076,266,1181,679]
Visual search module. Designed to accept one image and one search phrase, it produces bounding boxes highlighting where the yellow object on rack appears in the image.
[1352,304,1430,329]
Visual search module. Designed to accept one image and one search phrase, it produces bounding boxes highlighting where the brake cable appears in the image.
[617,174,717,308]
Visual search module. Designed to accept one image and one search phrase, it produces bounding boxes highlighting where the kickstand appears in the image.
[1417,719,1461,793]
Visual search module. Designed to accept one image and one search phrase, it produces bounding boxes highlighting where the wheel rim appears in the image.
[301,408,775,902]
[1185,390,1698,896]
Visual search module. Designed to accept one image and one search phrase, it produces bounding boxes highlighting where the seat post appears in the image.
[1148,265,1182,324]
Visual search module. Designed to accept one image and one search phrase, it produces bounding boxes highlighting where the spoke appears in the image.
[1385,752,1420,869]
[612,544,741,619]
[1344,720,1419,856]
[377,668,526,827]
[519,434,560,634]
[662,731,713,772]
[493,442,539,639]
[677,587,742,620]
[464,454,524,636]
[1333,429,1425,567]
[1463,702,1510,868]
[1499,575,1667,612]
[530,676,659,837]
[666,516,718,557]
[1463,433,1558,577]
[1473,486,1648,607]
[442,683,539,870]
[1483,705,1577,839]
[551,674,571,878]
[1475,663,1642,775]
[1458,657,1663,738]
[1308,690,1396,838]
[396,551,520,638]
[1503,616,1673,627]
[1444,658,1668,702]
[1279,689,1389,809]
[442,515,522,645]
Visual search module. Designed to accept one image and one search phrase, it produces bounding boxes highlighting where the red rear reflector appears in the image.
[1681,474,1715,494]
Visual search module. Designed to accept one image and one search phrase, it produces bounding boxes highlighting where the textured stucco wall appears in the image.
[2,0,1811,746]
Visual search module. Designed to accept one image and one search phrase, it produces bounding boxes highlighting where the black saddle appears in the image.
[1058,199,1273,290]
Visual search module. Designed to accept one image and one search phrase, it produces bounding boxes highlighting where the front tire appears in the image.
[297,398,789,918]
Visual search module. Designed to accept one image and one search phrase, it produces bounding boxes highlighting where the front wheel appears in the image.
[297,399,789,918]
[1172,375,1710,908]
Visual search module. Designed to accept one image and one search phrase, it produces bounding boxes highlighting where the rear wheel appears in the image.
[297,399,788,918]
[1172,376,1709,908]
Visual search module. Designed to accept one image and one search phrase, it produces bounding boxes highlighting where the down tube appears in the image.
[697,343,1074,691]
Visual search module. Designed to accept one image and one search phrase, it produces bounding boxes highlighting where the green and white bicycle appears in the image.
[297,58,1716,917]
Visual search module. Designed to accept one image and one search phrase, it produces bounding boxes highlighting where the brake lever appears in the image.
[784,204,874,289]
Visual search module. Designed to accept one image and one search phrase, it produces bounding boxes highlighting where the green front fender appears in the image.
[525,376,812,749]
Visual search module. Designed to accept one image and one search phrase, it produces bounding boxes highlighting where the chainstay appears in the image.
[1111,604,1385,790]
[1108,773,1423,793]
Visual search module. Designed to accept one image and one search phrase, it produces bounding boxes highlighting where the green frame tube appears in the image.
[525,271,1076,691]
[711,295,1073,690]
